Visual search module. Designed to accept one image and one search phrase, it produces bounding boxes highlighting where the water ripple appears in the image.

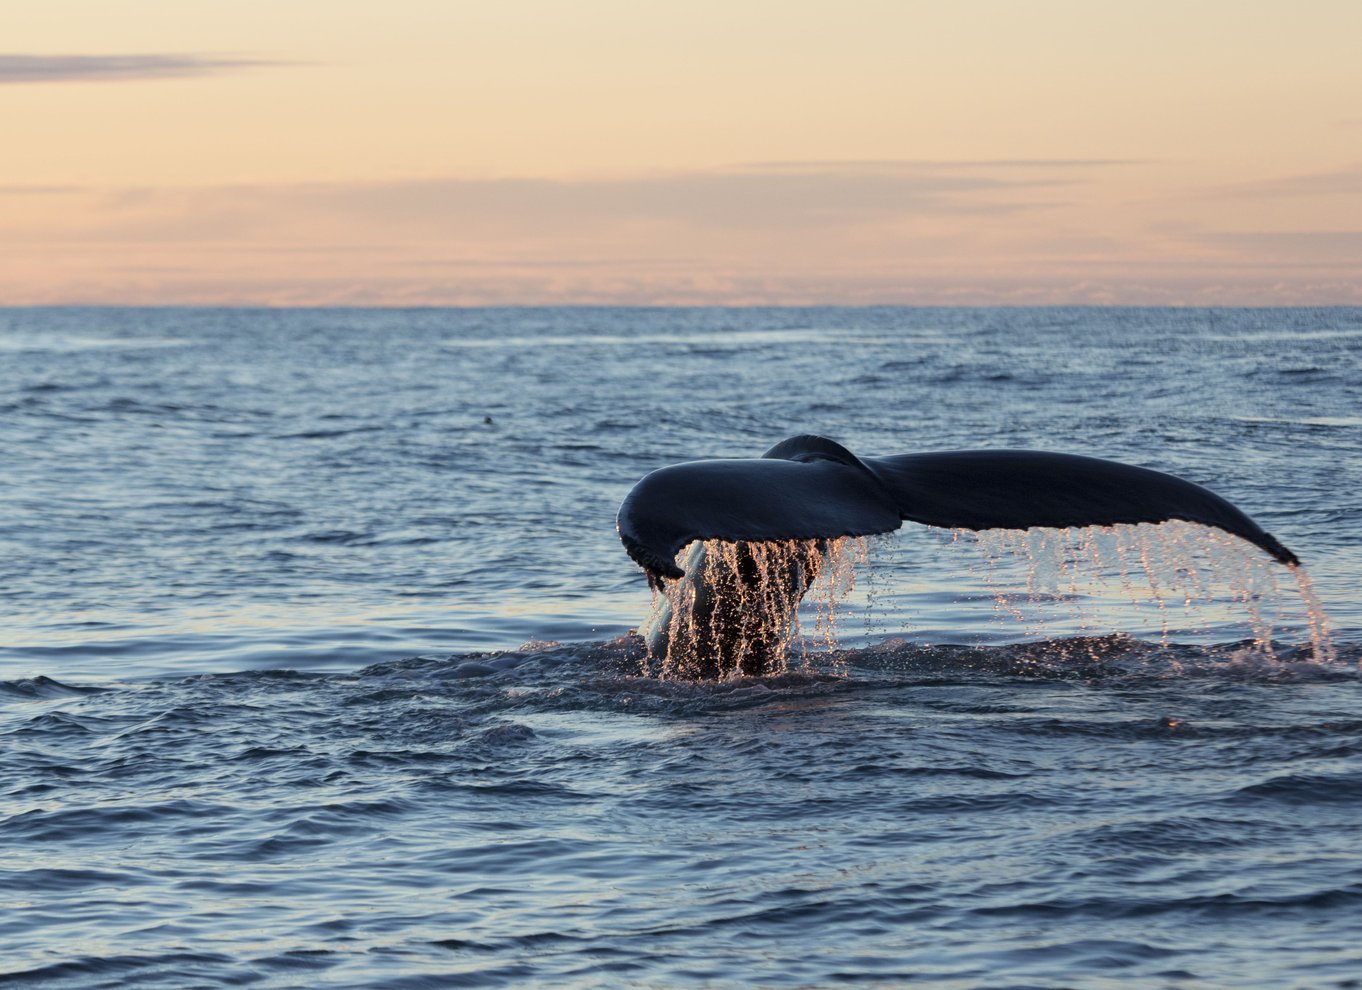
[4,307,1362,988]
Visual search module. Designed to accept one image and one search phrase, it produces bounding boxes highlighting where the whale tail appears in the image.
[617,434,1298,584]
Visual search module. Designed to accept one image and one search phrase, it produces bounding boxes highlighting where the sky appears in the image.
[2,0,1360,306]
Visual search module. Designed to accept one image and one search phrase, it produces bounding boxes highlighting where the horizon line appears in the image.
[3,302,1359,311]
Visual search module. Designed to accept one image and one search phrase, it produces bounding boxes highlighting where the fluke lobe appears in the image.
[617,435,1298,677]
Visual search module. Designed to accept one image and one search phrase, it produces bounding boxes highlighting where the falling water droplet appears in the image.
[642,522,1337,678]
[964,521,1335,663]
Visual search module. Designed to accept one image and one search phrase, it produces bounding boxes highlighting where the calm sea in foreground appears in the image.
[3,307,1361,989]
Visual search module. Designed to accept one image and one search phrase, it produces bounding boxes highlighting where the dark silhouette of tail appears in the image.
[618,435,1298,583]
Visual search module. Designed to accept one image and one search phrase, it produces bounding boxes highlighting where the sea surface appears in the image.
[2,306,1360,989]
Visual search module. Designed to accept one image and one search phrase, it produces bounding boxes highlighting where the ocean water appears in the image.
[2,306,1360,988]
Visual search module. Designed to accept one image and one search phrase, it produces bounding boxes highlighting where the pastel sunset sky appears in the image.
[4,0,1360,305]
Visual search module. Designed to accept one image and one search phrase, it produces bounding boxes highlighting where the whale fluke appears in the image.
[618,434,1298,586]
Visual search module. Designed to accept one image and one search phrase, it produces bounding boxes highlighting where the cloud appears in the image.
[1219,165,1362,199]
[9,246,1361,307]
[12,160,1353,306]
[0,53,284,84]
[1198,230,1362,261]
[0,184,81,194]
[298,167,1067,228]
[44,163,1079,246]
[740,159,1146,171]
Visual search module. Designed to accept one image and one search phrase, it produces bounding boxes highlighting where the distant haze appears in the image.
[4,0,1360,305]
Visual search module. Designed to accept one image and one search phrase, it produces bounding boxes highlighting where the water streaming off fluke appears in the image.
[642,536,866,679]
[642,522,1337,677]
[961,521,1335,663]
